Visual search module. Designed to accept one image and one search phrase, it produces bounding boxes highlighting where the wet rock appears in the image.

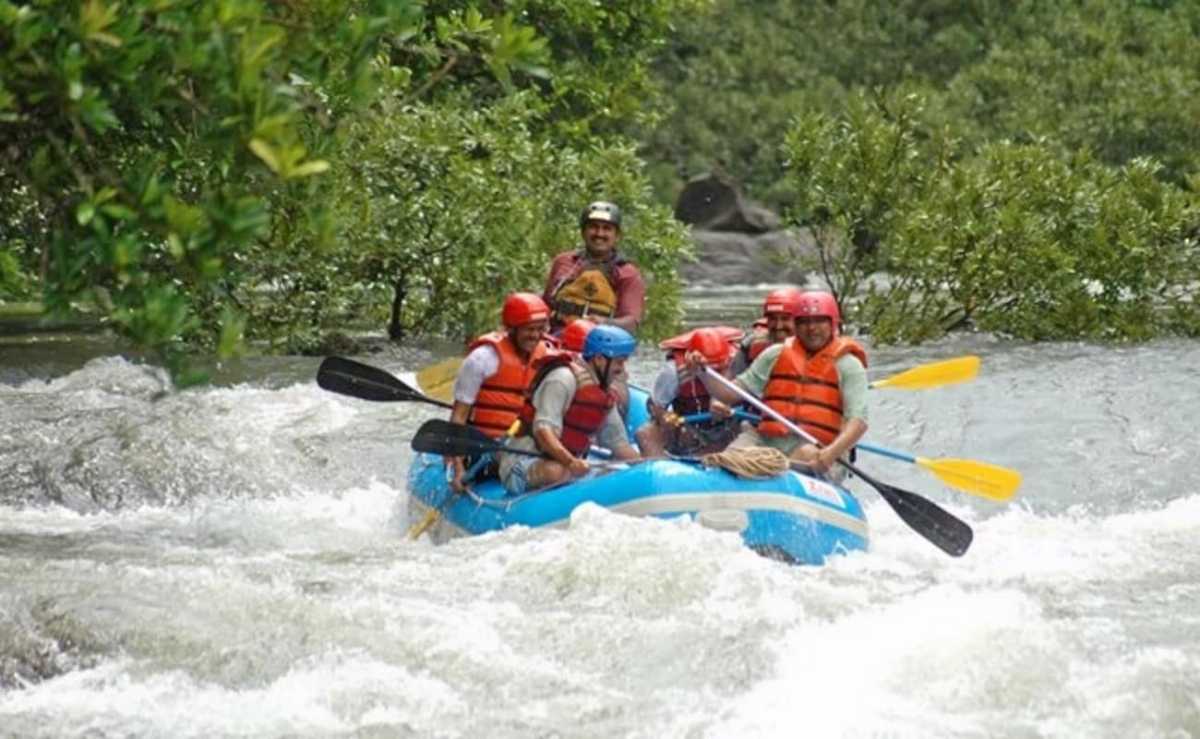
[673,172,815,285]
[680,228,817,286]
[674,173,781,233]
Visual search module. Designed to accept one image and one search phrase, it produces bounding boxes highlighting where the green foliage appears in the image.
[644,0,1200,206]
[1,0,696,378]
[779,93,1200,343]
[249,92,689,352]
[1,0,410,374]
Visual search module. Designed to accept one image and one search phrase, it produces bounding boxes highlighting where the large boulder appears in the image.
[679,228,817,286]
[674,173,780,234]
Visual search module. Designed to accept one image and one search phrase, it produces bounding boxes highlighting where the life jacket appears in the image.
[465,331,547,439]
[519,351,618,457]
[550,255,621,320]
[668,351,711,416]
[758,336,868,444]
[656,326,743,417]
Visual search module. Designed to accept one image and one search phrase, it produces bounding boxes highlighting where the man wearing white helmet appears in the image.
[543,200,646,334]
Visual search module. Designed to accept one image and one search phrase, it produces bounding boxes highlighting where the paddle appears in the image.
[317,356,452,409]
[681,409,1019,502]
[868,355,980,390]
[702,367,973,557]
[416,353,982,404]
[854,444,1020,502]
[412,419,626,470]
[416,356,461,403]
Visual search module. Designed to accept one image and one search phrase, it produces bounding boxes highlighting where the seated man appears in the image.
[636,327,743,457]
[543,201,645,334]
[498,325,641,493]
[690,291,868,476]
[730,286,803,374]
[446,292,551,491]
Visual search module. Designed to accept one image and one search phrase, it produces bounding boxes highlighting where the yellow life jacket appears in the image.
[552,266,618,320]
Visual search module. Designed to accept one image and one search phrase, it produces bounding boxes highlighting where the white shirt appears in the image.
[452,344,500,404]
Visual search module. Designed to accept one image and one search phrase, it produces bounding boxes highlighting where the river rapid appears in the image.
[2,287,1198,738]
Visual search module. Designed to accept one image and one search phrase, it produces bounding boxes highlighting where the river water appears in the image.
[2,287,1198,738]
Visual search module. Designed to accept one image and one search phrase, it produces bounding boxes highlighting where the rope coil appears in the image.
[700,446,791,479]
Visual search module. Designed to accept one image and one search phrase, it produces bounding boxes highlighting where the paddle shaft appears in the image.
[702,367,858,473]
[684,410,914,463]
[702,366,972,557]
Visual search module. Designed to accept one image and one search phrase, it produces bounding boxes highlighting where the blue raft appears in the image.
[406,387,869,564]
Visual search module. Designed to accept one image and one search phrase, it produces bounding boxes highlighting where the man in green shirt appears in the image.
[691,291,868,475]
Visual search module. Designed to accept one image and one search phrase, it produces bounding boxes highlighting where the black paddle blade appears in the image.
[850,464,973,557]
[412,419,507,457]
[317,356,435,405]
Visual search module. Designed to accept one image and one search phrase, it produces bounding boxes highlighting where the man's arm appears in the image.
[446,345,499,489]
[529,367,590,476]
[596,406,640,461]
[811,354,869,472]
[689,343,782,405]
[608,263,645,332]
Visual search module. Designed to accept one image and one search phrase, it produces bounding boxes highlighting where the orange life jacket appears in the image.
[466,331,547,439]
[519,351,618,457]
[758,336,868,444]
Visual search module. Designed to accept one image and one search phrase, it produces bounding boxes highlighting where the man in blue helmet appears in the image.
[498,325,642,493]
[543,200,646,334]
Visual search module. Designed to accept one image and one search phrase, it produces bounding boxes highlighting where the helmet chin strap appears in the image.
[595,356,613,390]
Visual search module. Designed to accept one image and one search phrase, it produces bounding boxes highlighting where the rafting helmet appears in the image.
[794,291,841,335]
[762,287,805,317]
[688,327,735,368]
[579,201,622,229]
[560,319,596,353]
[501,292,550,328]
[582,325,637,360]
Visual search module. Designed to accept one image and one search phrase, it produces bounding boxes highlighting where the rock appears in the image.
[674,173,780,233]
[680,228,818,286]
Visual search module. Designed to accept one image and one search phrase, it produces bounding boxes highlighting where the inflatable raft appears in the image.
[407,452,868,564]
[406,387,868,564]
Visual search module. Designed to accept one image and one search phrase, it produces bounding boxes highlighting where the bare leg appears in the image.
[526,459,572,490]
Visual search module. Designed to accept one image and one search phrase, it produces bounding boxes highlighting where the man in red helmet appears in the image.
[636,326,743,457]
[543,200,646,334]
[446,292,552,491]
[729,286,803,374]
[689,290,868,475]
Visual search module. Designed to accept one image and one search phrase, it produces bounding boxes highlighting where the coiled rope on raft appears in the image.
[700,446,791,479]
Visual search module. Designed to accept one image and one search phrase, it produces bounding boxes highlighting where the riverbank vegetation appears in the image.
[3,1,1199,379]
[641,0,1200,342]
[0,1,695,381]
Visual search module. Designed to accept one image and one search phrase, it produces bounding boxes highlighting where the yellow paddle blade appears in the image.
[415,356,462,404]
[915,456,1021,502]
[870,355,981,390]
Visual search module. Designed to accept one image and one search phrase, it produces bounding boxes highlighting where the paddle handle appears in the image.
[854,442,915,464]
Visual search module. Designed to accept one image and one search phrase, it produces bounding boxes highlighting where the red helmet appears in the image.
[762,287,805,317]
[501,292,550,328]
[688,327,736,367]
[794,291,841,334]
[559,319,596,353]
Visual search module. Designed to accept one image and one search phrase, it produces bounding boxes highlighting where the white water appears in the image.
[3,328,1200,737]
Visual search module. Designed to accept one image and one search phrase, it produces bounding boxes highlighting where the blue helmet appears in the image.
[582,325,637,359]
